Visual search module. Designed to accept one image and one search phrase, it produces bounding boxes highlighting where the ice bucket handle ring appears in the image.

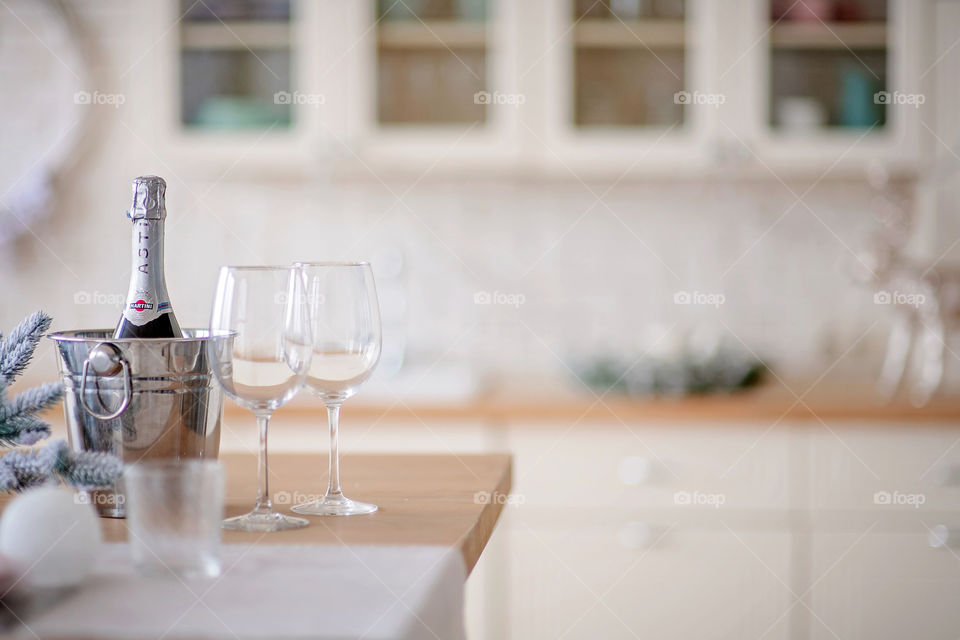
[79,342,132,420]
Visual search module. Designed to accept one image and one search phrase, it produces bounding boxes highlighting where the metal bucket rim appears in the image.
[47,329,234,344]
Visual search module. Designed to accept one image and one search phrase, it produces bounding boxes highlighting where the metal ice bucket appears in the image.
[48,329,229,517]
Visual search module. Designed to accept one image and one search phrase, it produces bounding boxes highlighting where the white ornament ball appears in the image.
[0,486,101,589]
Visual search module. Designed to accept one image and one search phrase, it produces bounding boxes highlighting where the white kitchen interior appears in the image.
[2,0,960,638]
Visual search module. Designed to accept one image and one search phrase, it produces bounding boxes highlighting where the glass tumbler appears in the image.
[124,460,225,579]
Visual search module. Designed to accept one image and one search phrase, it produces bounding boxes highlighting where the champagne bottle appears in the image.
[114,176,182,339]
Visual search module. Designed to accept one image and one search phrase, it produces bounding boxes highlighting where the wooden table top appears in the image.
[260,382,960,422]
[98,453,512,574]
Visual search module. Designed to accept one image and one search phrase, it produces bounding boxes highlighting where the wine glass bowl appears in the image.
[303,264,381,402]
[209,344,306,413]
[307,343,378,390]
[293,262,381,517]
[208,266,313,532]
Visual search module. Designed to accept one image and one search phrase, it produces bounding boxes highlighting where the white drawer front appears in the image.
[506,420,800,510]
[809,525,960,640]
[491,508,794,640]
[807,423,960,513]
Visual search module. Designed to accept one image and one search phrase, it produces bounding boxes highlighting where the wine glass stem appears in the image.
[255,413,273,511]
[326,403,343,499]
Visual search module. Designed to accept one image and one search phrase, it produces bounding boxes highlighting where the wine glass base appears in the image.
[222,509,309,532]
[292,495,378,516]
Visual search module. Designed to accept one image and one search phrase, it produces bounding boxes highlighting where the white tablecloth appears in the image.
[17,543,466,640]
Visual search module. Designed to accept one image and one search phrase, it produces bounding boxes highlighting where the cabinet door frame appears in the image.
[530,0,714,178]
[150,0,934,179]
[340,0,525,174]
[151,0,320,176]
[734,0,928,176]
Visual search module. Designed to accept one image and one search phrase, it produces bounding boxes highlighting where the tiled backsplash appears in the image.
[7,169,897,389]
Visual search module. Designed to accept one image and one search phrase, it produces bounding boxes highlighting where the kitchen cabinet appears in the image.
[483,418,960,639]
[219,412,960,638]
[483,420,799,639]
[143,0,948,177]
[808,526,960,639]
[504,420,801,510]
[806,423,960,513]
[728,0,928,173]
[488,508,795,640]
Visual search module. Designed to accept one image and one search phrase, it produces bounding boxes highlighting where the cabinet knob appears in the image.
[619,521,655,550]
[618,456,654,485]
[932,464,960,487]
[929,524,953,548]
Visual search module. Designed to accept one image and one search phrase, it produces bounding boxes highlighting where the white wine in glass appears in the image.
[208,265,313,532]
[292,262,381,516]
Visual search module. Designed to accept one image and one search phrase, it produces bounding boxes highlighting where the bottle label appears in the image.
[121,217,175,328]
[122,290,172,326]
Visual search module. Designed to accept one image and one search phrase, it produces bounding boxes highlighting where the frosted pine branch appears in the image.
[0,312,123,493]
[0,415,52,446]
[0,440,122,492]
[0,311,53,385]
[0,311,61,450]
[0,382,62,422]
[3,312,50,348]
[0,462,15,492]
[0,446,59,492]
[52,441,123,490]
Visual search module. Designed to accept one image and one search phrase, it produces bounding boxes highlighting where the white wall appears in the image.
[1,0,941,391]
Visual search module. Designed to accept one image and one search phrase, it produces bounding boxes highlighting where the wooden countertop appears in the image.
[31,375,960,427]
[96,453,512,574]
[242,382,960,422]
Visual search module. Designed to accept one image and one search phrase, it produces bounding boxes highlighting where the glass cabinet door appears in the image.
[178,0,293,130]
[162,0,926,173]
[767,0,888,134]
[571,0,686,128]
[376,0,490,125]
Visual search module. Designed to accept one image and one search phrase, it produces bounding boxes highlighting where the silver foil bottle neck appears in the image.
[127,175,167,220]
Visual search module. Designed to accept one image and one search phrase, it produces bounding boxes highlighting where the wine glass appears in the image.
[208,266,312,531]
[292,262,381,516]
